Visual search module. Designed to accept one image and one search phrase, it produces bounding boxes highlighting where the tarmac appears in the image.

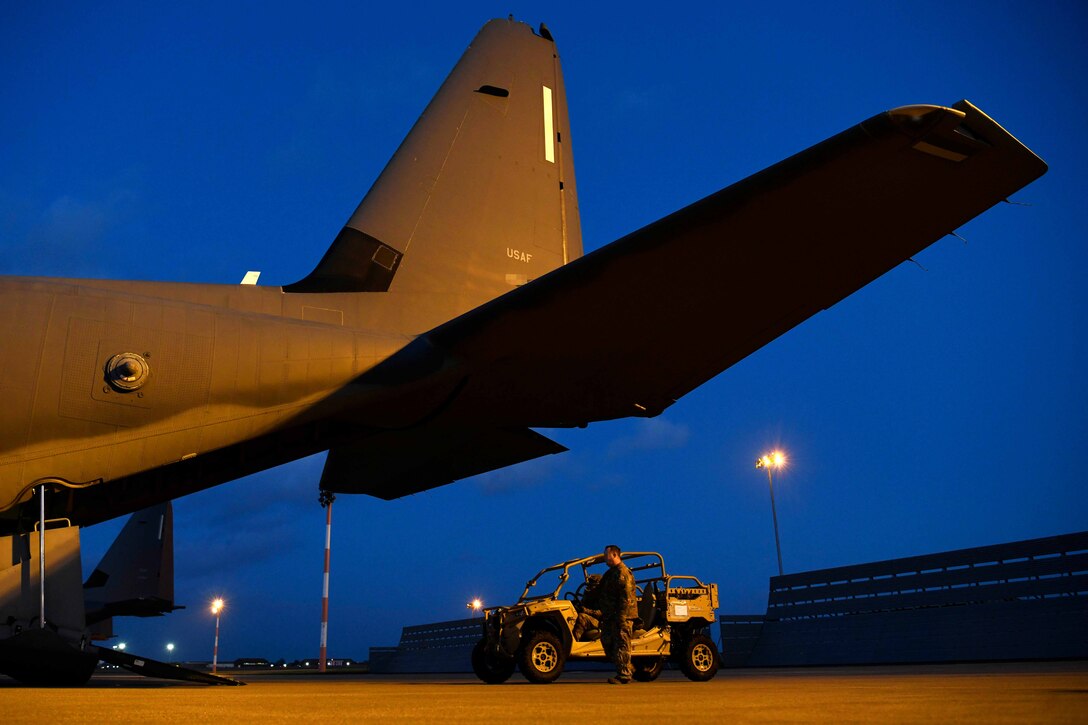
[2,661,1085,723]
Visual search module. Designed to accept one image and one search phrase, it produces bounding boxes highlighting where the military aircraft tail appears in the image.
[83,502,178,626]
[285,19,582,318]
[0,503,187,685]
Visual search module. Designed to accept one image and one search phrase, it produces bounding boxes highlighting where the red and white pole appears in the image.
[319,490,335,672]
[213,613,220,673]
[211,598,224,674]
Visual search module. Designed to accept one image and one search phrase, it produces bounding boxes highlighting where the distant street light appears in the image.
[166,642,175,663]
[466,598,483,617]
[211,598,225,674]
[755,450,787,577]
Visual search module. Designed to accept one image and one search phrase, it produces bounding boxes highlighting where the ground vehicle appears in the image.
[471,551,720,683]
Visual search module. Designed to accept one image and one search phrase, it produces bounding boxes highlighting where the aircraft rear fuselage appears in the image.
[0,276,460,528]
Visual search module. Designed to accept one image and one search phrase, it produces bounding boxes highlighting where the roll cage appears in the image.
[515,551,668,603]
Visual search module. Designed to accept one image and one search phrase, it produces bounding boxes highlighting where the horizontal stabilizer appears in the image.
[422,100,1047,427]
[320,427,567,499]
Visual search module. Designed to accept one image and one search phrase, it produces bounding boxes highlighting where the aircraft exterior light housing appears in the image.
[104,352,150,392]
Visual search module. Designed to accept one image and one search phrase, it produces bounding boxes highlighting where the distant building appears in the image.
[233,658,274,668]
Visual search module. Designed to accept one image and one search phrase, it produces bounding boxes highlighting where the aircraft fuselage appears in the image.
[0,276,459,530]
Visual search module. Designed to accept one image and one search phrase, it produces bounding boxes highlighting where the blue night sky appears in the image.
[2,2,1085,663]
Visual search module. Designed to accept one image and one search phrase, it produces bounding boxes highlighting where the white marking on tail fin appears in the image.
[543,85,555,163]
[240,271,261,285]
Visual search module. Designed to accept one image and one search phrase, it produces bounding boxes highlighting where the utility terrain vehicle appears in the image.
[471,551,720,683]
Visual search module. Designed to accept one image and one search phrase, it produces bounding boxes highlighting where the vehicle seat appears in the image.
[637,587,658,631]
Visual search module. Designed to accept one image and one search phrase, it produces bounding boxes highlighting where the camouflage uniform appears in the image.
[598,560,637,681]
[574,574,603,640]
[572,609,601,640]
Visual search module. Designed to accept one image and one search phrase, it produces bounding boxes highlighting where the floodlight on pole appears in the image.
[166,642,174,663]
[211,598,225,674]
[755,450,787,577]
[466,598,483,617]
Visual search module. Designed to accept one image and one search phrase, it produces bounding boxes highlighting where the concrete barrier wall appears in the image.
[721,531,1088,666]
[370,618,481,673]
[718,614,765,667]
[747,597,1087,666]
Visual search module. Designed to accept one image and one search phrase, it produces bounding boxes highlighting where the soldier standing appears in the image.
[598,544,637,684]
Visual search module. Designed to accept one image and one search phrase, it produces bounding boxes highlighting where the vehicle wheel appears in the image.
[471,639,515,684]
[677,634,719,681]
[632,656,665,682]
[518,630,566,684]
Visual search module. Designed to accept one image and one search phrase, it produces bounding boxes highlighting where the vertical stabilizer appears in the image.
[83,502,177,623]
[286,19,582,323]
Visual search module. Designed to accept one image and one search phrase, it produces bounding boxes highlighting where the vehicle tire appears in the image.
[471,639,515,684]
[632,656,665,682]
[677,634,719,681]
[518,630,566,684]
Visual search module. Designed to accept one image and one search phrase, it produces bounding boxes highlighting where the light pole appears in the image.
[211,598,224,674]
[755,451,786,577]
[166,642,175,663]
